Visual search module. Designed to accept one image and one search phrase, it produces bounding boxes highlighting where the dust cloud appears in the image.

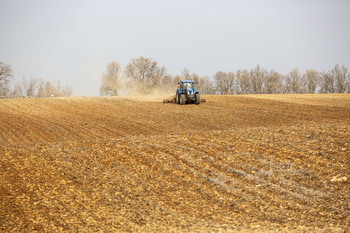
[119,81,175,102]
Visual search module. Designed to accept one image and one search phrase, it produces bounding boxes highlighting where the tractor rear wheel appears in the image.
[180,94,185,105]
[195,93,200,105]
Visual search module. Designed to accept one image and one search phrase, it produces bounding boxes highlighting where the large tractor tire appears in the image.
[195,93,200,105]
[175,92,179,104]
[180,94,185,105]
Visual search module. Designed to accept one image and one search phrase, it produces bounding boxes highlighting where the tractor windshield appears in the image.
[182,82,194,89]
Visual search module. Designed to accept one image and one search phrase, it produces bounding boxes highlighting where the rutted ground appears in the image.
[0,94,349,232]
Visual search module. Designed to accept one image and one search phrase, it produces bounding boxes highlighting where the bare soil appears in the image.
[0,94,349,232]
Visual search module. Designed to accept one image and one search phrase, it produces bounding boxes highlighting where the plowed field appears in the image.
[1,94,349,232]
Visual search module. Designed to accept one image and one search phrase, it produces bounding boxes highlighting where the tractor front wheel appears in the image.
[180,94,185,105]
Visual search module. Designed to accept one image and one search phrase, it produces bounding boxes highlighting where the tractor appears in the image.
[175,80,200,105]
[162,80,205,104]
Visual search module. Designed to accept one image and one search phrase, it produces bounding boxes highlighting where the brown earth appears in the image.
[0,94,349,232]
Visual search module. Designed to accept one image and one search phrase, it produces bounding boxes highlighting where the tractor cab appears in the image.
[178,81,196,95]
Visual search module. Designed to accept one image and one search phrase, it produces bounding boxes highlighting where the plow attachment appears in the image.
[163,96,176,103]
[163,96,206,104]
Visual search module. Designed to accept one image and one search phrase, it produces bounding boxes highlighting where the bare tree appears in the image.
[284,68,305,94]
[250,65,266,94]
[37,78,47,97]
[0,62,13,96]
[265,70,283,94]
[191,73,200,83]
[236,69,251,94]
[15,77,72,98]
[320,71,335,93]
[181,68,191,80]
[100,61,121,96]
[154,65,167,87]
[319,65,348,93]
[332,64,347,93]
[45,82,55,97]
[160,74,173,93]
[53,81,72,97]
[283,74,291,94]
[12,83,23,96]
[213,71,225,95]
[22,76,38,97]
[125,57,166,94]
[303,69,319,94]
[199,75,215,95]
[213,71,235,95]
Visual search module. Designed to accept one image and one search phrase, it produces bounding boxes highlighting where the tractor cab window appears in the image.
[181,82,194,89]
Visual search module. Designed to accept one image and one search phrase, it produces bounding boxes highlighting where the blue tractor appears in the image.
[175,80,200,105]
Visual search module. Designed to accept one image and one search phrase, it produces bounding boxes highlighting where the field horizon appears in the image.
[1,94,349,232]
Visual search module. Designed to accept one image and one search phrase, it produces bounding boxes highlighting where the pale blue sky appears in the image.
[1,0,349,96]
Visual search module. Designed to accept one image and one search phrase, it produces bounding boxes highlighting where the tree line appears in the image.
[1,59,349,98]
[0,61,72,98]
[100,57,350,96]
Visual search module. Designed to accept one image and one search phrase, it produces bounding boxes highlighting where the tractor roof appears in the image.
[180,80,195,83]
